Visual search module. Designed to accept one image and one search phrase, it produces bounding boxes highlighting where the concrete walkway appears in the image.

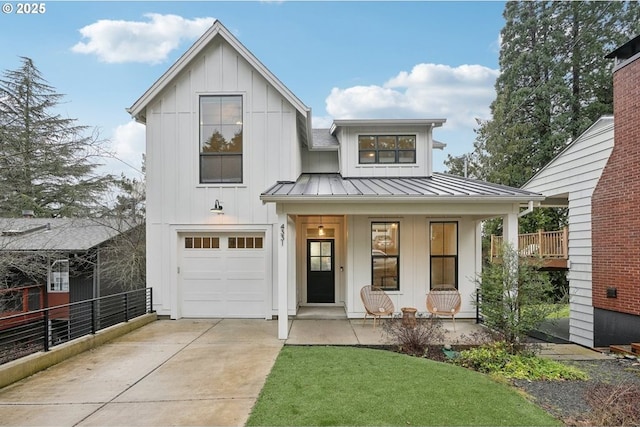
[0,316,610,427]
[0,319,283,426]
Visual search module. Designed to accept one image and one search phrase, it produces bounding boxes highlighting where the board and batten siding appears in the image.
[336,126,435,178]
[523,117,614,348]
[345,215,480,319]
[144,37,303,316]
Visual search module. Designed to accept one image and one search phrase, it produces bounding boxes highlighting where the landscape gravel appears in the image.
[512,356,640,423]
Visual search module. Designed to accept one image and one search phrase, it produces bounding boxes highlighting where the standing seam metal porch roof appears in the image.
[261,173,544,202]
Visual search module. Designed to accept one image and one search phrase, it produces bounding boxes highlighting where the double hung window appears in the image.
[199,95,243,183]
[430,222,458,289]
[371,222,400,290]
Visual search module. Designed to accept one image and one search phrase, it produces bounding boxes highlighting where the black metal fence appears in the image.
[0,288,153,365]
[475,290,484,324]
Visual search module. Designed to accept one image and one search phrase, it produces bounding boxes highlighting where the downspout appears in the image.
[518,200,535,218]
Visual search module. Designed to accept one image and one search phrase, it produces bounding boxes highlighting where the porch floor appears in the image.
[287,309,611,361]
[288,311,482,346]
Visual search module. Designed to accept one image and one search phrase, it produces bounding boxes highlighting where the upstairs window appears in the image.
[358,135,416,164]
[200,95,243,183]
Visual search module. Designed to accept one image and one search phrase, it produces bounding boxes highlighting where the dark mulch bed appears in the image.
[409,345,640,425]
[512,357,640,425]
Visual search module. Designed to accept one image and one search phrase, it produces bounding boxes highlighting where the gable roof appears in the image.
[310,129,339,150]
[605,34,640,61]
[522,115,614,189]
[261,173,543,203]
[0,218,135,251]
[127,20,311,124]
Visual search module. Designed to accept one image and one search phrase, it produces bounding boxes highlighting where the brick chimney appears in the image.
[591,35,640,346]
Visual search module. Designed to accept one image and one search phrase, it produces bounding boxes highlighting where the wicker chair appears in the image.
[360,285,394,329]
[426,287,462,330]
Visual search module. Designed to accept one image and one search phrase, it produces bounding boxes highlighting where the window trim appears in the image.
[49,259,69,293]
[371,221,400,291]
[358,135,416,165]
[184,236,221,250]
[198,94,244,184]
[429,221,458,290]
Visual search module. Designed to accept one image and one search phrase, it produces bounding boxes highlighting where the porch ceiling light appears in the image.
[210,199,224,214]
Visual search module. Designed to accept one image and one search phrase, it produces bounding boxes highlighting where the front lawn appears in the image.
[247,346,561,426]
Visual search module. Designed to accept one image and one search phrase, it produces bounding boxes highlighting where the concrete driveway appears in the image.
[0,319,283,426]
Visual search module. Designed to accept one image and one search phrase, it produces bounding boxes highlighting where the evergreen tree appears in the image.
[446,0,640,236]
[0,57,112,217]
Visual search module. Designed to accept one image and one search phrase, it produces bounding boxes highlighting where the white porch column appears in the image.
[277,213,289,340]
[503,211,519,251]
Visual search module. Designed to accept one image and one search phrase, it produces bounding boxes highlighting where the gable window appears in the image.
[430,222,458,289]
[200,95,243,183]
[371,222,399,290]
[358,135,416,164]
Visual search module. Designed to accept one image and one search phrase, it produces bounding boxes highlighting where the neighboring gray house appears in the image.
[522,116,615,348]
[0,217,140,303]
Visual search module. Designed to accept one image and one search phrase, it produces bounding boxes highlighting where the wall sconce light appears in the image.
[210,199,224,214]
[318,225,325,236]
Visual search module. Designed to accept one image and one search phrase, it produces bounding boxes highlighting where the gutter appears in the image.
[260,195,546,204]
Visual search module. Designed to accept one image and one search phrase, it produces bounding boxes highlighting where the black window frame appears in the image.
[358,135,416,165]
[199,95,243,184]
[429,221,458,290]
[371,221,400,291]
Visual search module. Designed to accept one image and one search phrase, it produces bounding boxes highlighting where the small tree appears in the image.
[95,174,146,293]
[475,243,557,353]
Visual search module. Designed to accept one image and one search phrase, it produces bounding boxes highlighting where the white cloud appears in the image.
[106,120,146,177]
[311,115,335,129]
[492,32,503,54]
[72,13,215,64]
[325,63,499,130]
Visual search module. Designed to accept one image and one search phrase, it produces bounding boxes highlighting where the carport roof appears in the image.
[261,173,544,203]
[0,218,135,251]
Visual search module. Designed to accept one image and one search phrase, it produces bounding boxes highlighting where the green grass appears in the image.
[247,346,561,426]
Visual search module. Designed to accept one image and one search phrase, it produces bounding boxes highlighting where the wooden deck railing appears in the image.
[491,227,568,267]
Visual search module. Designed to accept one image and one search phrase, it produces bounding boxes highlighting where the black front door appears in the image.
[307,239,335,303]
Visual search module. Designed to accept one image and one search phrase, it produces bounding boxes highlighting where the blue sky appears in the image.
[0,1,506,179]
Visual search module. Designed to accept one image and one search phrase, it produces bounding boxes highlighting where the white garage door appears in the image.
[179,233,266,317]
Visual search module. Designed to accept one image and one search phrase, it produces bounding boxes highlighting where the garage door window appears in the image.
[229,237,263,249]
[185,237,220,249]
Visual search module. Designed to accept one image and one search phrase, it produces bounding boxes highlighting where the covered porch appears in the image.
[262,173,544,339]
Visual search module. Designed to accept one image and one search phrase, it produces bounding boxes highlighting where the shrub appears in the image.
[476,243,560,354]
[584,381,640,426]
[455,341,588,381]
[382,313,445,357]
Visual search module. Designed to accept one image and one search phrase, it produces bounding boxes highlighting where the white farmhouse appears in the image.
[128,21,543,339]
